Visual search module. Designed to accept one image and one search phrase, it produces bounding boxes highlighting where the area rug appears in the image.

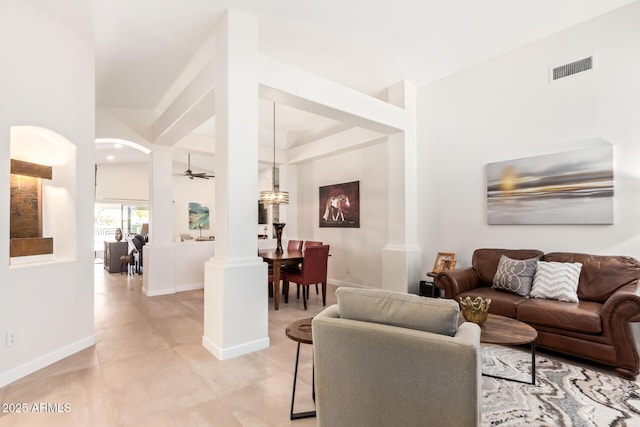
[481,344,640,426]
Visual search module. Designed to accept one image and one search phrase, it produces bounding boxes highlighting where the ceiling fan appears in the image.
[176,153,215,180]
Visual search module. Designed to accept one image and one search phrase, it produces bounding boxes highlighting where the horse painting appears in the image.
[319,181,360,228]
[323,194,350,222]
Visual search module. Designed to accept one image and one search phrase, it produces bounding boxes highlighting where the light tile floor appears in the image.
[0,265,333,426]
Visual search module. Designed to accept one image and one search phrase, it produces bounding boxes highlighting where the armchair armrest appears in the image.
[601,282,640,379]
[435,267,480,299]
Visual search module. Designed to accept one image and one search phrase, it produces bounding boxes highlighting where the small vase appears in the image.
[273,223,286,254]
[115,228,123,242]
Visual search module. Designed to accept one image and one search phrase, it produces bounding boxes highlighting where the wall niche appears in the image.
[10,158,53,258]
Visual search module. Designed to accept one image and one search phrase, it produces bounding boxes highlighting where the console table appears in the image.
[104,241,128,273]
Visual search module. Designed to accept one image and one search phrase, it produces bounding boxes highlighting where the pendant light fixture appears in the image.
[260,102,289,204]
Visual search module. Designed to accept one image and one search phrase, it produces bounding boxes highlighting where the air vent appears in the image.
[551,56,594,81]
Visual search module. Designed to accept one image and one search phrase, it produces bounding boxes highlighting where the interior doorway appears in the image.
[94,203,148,262]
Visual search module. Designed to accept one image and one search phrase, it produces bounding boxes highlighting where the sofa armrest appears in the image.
[601,282,640,379]
[435,267,481,299]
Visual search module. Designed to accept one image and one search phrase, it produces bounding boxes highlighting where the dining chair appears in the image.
[276,240,304,301]
[284,240,324,299]
[268,268,275,298]
[277,240,304,299]
[267,240,303,302]
[303,241,323,295]
[304,241,323,248]
[262,248,276,299]
[288,240,304,251]
[282,245,330,310]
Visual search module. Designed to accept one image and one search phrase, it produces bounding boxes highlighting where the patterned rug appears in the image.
[481,344,640,426]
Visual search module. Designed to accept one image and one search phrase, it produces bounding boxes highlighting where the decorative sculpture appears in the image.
[273,222,286,254]
[459,296,491,325]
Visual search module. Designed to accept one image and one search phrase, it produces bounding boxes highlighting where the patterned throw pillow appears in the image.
[492,255,539,297]
[530,261,582,303]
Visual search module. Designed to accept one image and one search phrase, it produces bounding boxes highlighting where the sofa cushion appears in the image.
[530,261,581,303]
[336,287,459,336]
[492,255,538,297]
[516,298,602,334]
[543,252,640,303]
[472,249,544,286]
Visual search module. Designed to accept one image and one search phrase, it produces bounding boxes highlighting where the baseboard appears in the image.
[142,286,175,297]
[175,282,204,292]
[0,335,95,388]
[202,335,270,360]
[142,283,202,296]
[328,279,369,289]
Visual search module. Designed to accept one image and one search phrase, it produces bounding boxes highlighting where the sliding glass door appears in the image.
[94,203,148,259]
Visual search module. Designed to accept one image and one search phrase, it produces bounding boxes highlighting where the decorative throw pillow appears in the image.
[492,255,538,297]
[530,261,582,303]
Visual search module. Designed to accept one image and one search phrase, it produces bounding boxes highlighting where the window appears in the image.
[94,203,148,257]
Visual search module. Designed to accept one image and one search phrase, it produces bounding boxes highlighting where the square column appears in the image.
[202,10,268,359]
[143,144,176,296]
[382,81,422,294]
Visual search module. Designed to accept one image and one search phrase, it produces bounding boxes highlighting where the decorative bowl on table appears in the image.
[459,296,491,325]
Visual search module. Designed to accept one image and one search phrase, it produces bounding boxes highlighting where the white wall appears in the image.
[95,161,219,240]
[172,176,215,240]
[417,2,640,272]
[297,142,389,288]
[0,1,95,386]
[96,162,149,203]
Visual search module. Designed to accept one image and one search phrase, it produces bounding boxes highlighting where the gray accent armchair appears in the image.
[312,287,482,427]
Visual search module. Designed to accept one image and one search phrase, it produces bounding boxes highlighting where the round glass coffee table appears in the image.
[475,313,538,385]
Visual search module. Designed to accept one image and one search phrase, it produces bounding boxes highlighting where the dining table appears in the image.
[259,248,304,310]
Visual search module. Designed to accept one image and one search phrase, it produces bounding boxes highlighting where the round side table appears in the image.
[285,317,316,420]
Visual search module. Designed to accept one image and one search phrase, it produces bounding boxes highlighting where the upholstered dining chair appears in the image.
[282,245,330,310]
[267,268,275,298]
[298,240,322,299]
[304,240,322,248]
[267,240,303,300]
[302,240,323,296]
[282,240,322,300]
[287,239,304,251]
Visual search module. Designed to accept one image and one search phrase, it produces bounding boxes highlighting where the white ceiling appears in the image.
[25,0,639,169]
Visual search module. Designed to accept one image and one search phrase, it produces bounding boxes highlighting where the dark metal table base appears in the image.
[290,342,316,420]
[483,341,536,385]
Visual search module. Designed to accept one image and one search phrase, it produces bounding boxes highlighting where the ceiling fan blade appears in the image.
[178,153,214,179]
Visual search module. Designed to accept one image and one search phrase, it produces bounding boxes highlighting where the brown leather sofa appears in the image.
[435,248,640,379]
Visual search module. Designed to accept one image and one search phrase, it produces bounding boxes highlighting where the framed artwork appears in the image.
[319,181,360,228]
[432,252,456,273]
[487,144,613,224]
[258,201,268,225]
[189,202,209,229]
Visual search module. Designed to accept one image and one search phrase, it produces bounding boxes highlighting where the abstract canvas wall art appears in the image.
[487,144,613,224]
[189,202,209,229]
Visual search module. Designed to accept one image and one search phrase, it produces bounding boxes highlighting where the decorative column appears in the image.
[143,144,176,296]
[202,10,268,360]
[381,81,422,294]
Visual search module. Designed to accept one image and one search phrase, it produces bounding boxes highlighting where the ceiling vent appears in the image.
[551,56,594,82]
